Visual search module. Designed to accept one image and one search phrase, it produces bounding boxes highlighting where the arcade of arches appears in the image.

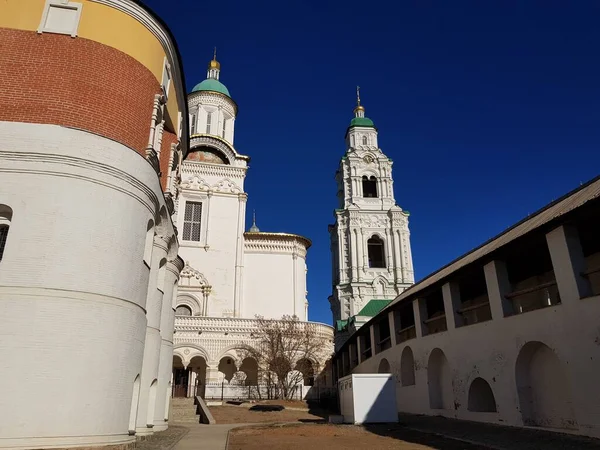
[172,350,322,398]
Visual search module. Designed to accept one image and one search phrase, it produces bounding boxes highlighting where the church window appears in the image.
[221,119,226,139]
[206,112,212,134]
[362,136,368,145]
[190,114,196,135]
[368,236,386,268]
[362,176,378,198]
[182,202,202,241]
[175,305,192,316]
[0,205,13,262]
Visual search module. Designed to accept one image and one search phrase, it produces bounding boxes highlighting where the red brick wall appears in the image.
[0,28,161,156]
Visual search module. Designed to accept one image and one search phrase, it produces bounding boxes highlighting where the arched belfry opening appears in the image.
[368,235,386,268]
[362,175,378,198]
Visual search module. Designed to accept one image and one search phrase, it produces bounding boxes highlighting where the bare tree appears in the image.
[237,315,331,400]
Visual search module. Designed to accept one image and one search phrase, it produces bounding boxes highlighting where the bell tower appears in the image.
[328,89,415,337]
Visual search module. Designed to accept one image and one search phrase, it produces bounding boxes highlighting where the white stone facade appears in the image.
[0,122,183,447]
[172,59,333,393]
[335,178,600,438]
[329,104,415,327]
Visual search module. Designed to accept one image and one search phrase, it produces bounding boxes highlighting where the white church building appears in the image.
[329,91,415,349]
[171,55,333,395]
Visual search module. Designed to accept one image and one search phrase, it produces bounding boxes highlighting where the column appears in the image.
[483,260,514,319]
[206,363,219,383]
[233,193,247,317]
[350,228,358,280]
[153,257,183,431]
[442,281,463,329]
[546,224,591,302]
[356,228,364,281]
[136,235,169,436]
[292,252,298,316]
[387,310,397,346]
[385,228,393,272]
[392,228,402,283]
[413,298,427,337]
[336,223,345,283]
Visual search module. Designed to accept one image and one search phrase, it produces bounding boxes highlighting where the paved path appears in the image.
[172,423,249,450]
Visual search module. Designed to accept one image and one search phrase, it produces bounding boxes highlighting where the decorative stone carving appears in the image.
[213,178,241,194]
[179,175,211,191]
[179,262,211,290]
[360,214,388,228]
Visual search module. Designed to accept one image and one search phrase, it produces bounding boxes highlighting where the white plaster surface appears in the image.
[339,374,398,424]
[0,122,180,447]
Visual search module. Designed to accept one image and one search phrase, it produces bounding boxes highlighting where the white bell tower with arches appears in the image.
[329,88,415,325]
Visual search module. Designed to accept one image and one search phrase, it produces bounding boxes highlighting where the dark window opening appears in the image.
[368,235,386,268]
[505,235,559,314]
[0,225,8,261]
[424,290,447,334]
[362,176,378,198]
[395,302,416,343]
[377,318,391,351]
[457,268,492,326]
[362,331,372,359]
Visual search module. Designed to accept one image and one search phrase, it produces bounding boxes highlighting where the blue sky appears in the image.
[145,0,600,325]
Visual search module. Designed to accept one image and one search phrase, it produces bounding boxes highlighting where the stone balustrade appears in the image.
[174,316,334,341]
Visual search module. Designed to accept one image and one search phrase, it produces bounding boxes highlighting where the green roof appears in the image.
[357,299,392,317]
[336,319,349,332]
[349,116,375,128]
[191,78,231,97]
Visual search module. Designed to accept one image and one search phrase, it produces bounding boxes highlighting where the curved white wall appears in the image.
[243,237,308,321]
[0,122,175,448]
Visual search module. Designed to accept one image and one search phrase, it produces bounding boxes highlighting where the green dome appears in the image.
[191,78,231,97]
[350,116,375,127]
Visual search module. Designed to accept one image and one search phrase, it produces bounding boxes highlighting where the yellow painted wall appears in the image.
[0,0,182,129]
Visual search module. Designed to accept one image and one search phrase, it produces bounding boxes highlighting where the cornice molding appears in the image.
[0,150,160,215]
[244,236,309,257]
[188,91,237,117]
[90,0,188,153]
[179,175,243,195]
[182,160,247,179]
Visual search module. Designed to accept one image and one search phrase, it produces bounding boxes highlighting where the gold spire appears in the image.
[208,47,220,70]
[354,85,365,113]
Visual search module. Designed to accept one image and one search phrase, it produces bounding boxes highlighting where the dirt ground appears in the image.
[209,404,324,424]
[228,423,489,450]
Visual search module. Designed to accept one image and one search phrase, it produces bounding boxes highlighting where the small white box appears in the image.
[338,373,398,424]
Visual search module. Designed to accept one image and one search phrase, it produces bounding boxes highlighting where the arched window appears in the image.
[175,305,192,316]
[367,235,386,268]
[190,113,196,135]
[362,176,378,198]
[0,205,13,262]
[206,111,212,133]
[362,136,368,145]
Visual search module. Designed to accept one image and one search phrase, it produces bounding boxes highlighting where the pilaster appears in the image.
[442,281,463,329]
[546,224,591,302]
[484,260,514,319]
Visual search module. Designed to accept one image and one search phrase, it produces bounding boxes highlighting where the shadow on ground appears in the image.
[362,414,600,450]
